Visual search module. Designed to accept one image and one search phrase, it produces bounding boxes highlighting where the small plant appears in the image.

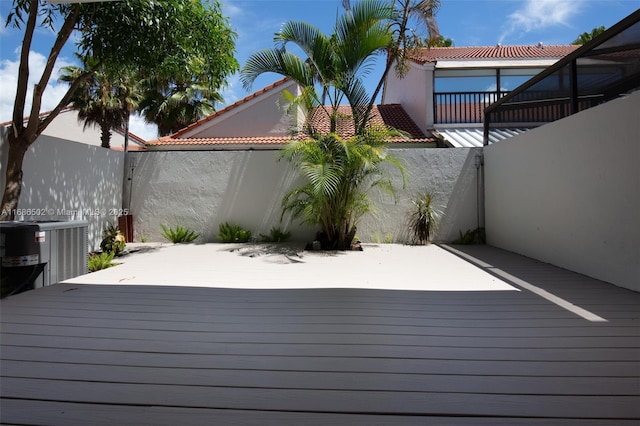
[371,231,394,244]
[88,252,116,272]
[160,224,199,244]
[139,235,149,243]
[100,223,126,255]
[406,192,442,245]
[452,227,486,245]
[218,222,252,243]
[260,227,291,243]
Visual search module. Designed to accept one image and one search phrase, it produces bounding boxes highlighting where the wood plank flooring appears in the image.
[1,246,639,425]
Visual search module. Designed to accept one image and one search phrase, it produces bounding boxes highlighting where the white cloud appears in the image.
[219,73,243,106]
[0,49,75,122]
[500,0,583,43]
[128,113,158,142]
[221,1,244,20]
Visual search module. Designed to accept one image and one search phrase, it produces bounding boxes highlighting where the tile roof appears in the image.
[146,103,434,148]
[148,135,292,147]
[307,104,429,141]
[410,45,579,64]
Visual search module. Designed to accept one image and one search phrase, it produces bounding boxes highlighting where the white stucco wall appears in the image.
[180,80,300,139]
[40,109,142,150]
[0,134,124,250]
[383,62,434,133]
[129,148,479,244]
[484,91,640,292]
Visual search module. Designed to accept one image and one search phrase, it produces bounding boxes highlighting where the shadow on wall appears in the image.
[1,135,124,250]
[131,148,480,244]
[437,148,483,242]
[356,148,480,243]
[130,150,314,243]
[207,150,314,243]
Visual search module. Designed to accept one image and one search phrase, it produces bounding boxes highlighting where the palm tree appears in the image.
[364,0,440,134]
[241,0,394,135]
[281,127,405,250]
[60,56,141,148]
[139,77,224,136]
[242,0,407,250]
[572,26,606,45]
[427,34,453,47]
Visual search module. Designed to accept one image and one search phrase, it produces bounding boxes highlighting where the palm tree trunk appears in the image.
[100,122,112,148]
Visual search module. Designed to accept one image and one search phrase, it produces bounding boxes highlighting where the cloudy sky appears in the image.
[0,0,637,140]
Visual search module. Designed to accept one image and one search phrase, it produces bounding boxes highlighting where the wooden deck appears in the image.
[1,245,639,425]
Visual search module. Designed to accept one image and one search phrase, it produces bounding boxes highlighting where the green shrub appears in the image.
[218,222,252,243]
[406,192,442,245]
[260,227,291,243]
[452,227,486,245]
[88,252,116,272]
[100,223,125,255]
[160,224,199,244]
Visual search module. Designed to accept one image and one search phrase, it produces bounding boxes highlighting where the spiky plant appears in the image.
[407,192,442,244]
[160,224,199,244]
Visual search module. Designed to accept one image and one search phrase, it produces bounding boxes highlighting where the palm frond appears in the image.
[241,48,314,90]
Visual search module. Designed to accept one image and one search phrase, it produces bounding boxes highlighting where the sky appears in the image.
[0,0,638,140]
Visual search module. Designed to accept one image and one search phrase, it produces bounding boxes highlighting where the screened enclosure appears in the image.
[483,9,640,145]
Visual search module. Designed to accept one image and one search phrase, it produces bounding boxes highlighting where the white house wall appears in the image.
[0,134,125,250]
[484,90,640,292]
[383,62,433,133]
[129,148,479,244]
[183,80,300,139]
[40,109,133,149]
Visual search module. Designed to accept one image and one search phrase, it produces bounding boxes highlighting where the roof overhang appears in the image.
[435,58,562,69]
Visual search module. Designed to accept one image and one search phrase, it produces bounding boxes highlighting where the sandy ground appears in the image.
[65,243,517,292]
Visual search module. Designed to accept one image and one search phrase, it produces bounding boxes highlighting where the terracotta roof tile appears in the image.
[146,103,434,148]
[411,45,579,64]
[307,104,429,141]
[146,135,291,146]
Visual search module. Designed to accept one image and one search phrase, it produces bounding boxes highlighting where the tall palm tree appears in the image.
[241,0,394,135]
[364,0,440,134]
[139,77,224,136]
[60,56,141,148]
[242,0,407,250]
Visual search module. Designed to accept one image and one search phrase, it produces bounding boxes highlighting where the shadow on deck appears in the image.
[1,245,638,425]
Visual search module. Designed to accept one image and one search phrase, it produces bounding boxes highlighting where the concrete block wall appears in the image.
[0,134,124,250]
[484,91,640,292]
[128,148,481,245]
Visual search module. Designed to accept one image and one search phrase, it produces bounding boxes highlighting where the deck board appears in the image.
[1,245,639,424]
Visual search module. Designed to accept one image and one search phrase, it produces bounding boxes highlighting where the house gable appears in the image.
[172,78,300,140]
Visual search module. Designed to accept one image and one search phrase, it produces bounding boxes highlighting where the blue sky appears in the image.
[0,0,637,140]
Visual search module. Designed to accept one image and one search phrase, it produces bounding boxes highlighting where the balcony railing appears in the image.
[434,91,506,124]
[483,10,640,145]
[434,91,601,125]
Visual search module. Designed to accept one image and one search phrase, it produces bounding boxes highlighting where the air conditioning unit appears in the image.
[35,220,88,287]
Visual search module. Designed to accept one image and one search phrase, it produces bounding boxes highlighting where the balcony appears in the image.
[434,91,505,124]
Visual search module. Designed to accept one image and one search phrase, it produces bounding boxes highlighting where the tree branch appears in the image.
[26,4,80,142]
[12,0,39,137]
[39,69,96,132]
